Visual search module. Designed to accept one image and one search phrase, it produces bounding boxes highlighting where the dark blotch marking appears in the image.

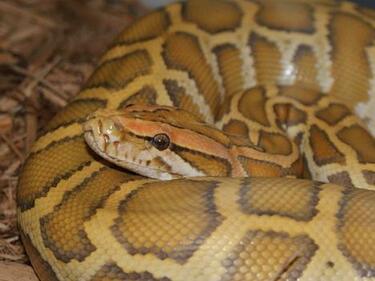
[111,180,223,264]
[118,86,157,109]
[44,99,107,134]
[85,49,152,90]
[90,262,171,281]
[327,172,355,189]
[182,0,242,34]
[238,178,320,221]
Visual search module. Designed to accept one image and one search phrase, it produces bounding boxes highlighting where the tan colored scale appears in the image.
[16,0,375,281]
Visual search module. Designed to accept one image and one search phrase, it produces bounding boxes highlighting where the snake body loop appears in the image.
[17,0,375,280]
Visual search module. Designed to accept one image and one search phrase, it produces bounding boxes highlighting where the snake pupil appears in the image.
[151,133,170,151]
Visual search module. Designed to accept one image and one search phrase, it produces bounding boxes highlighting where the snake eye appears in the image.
[151,133,170,151]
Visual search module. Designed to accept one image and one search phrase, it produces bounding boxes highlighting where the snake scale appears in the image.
[17,0,375,280]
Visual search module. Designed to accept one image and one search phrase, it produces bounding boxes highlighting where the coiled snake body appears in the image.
[17,0,375,280]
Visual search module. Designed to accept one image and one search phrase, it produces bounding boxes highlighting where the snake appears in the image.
[16,0,375,280]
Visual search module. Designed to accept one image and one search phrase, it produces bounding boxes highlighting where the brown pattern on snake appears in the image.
[111,180,223,264]
[329,13,375,107]
[213,44,244,119]
[273,103,307,127]
[182,0,242,33]
[238,156,288,177]
[327,172,355,189]
[163,79,206,121]
[115,9,171,45]
[239,177,319,220]
[85,50,152,89]
[17,136,92,211]
[309,125,345,166]
[171,145,232,176]
[249,33,282,86]
[316,103,351,126]
[258,131,292,155]
[90,263,171,281]
[222,119,249,138]
[118,86,157,109]
[220,230,318,281]
[279,86,322,106]
[293,45,320,91]
[238,87,270,126]
[337,189,375,277]
[45,99,107,132]
[337,125,375,164]
[213,44,244,98]
[163,32,221,116]
[40,168,133,262]
[254,0,315,33]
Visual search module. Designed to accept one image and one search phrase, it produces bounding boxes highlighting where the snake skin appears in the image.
[17,0,375,280]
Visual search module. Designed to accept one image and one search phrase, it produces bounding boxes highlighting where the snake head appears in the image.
[82,104,238,180]
[83,107,178,180]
